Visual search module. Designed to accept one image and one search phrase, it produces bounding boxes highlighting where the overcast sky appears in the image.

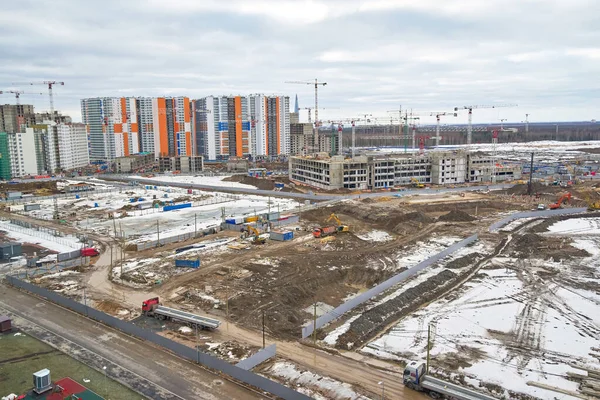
[1,0,599,125]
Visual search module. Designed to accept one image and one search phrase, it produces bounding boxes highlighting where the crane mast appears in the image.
[454,104,517,145]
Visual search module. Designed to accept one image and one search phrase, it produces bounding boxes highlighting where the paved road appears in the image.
[0,284,264,400]
[101,175,513,201]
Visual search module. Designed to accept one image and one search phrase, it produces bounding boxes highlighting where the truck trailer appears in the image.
[142,297,220,330]
[403,361,498,400]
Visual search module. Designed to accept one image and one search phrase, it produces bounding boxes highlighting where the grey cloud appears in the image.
[0,0,598,124]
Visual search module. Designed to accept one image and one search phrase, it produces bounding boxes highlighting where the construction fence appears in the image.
[301,234,479,339]
[5,275,311,400]
[488,207,588,232]
[11,257,90,279]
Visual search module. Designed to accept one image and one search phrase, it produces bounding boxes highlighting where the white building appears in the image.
[8,128,39,177]
[56,123,90,170]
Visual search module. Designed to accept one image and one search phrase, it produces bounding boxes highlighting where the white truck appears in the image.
[403,361,499,400]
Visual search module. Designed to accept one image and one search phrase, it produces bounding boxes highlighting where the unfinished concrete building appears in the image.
[430,150,468,185]
[289,154,369,190]
[115,153,155,173]
[159,156,204,173]
[290,150,522,190]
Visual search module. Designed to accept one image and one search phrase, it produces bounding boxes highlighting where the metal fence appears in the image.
[57,249,82,262]
[488,207,588,232]
[5,275,311,400]
[11,257,90,279]
[301,234,479,338]
[236,344,277,370]
[3,187,125,205]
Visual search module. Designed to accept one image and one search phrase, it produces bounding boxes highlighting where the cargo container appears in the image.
[6,191,21,199]
[163,203,192,212]
[225,218,237,224]
[187,189,193,194]
[175,259,201,268]
[267,212,280,221]
[24,204,41,212]
[137,202,153,210]
[244,216,259,223]
[270,230,293,241]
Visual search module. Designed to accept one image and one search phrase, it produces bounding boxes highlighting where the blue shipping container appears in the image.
[225,218,236,224]
[163,203,192,212]
[175,259,200,268]
[275,183,285,188]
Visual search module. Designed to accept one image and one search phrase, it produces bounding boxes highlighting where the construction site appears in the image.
[1,139,600,400]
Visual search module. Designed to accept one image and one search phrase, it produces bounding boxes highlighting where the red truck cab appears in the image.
[81,247,100,257]
[142,297,160,313]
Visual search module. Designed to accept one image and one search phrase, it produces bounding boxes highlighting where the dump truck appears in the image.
[142,297,220,330]
[403,361,498,400]
[313,225,338,238]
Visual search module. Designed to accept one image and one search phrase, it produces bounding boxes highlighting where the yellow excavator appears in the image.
[327,213,349,232]
[244,226,266,245]
[582,192,600,211]
[411,178,425,189]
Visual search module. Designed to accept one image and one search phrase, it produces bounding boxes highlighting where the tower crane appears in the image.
[13,81,65,123]
[430,112,457,147]
[286,79,327,145]
[387,108,429,152]
[453,104,517,145]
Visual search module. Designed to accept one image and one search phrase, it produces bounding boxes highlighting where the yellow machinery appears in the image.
[582,192,600,211]
[411,178,425,188]
[244,226,266,244]
[326,213,349,232]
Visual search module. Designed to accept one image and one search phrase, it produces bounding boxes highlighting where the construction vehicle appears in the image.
[403,361,498,400]
[142,297,220,330]
[548,192,572,210]
[411,178,425,189]
[537,204,546,211]
[581,192,600,211]
[313,213,349,238]
[243,226,266,245]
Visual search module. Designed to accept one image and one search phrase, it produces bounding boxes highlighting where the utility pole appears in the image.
[262,310,266,348]
[525,113,530,134]
[313,303,317,345]
[426,324,431,373]
[112,217,117,237]
[528,152,534,196]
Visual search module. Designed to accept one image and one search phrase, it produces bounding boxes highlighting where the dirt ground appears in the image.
[147,191,540,340]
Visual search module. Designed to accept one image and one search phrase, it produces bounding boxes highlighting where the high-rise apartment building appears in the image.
[56,123,90,170]
[8,128,43,177]
[193,95,289,160]
[81,97,140,162]
[137,97,191,157]
[0,132,11,180]
[0,104,35,134]
[82,96,190,161]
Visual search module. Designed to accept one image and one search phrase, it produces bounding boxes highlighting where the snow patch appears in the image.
[356,230,393,242]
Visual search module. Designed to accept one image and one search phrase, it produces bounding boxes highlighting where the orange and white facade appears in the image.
[137,96,192,158]
[193,95,289,160]
[82,96,191,161]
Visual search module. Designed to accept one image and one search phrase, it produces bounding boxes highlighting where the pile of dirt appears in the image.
[438,210,476,222]
[222,175,275,190]
[512,232,590,260]
[445,253,481,269]
[337,269,459,350]
[0,180,60,194]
